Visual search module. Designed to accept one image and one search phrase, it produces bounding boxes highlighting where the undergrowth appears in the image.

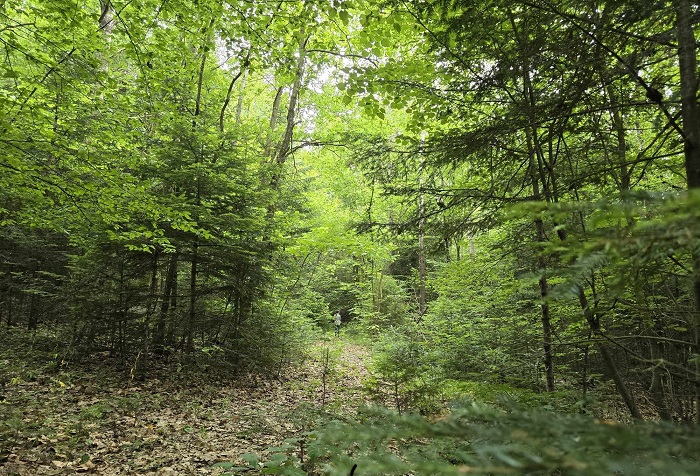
[227,401,700,475]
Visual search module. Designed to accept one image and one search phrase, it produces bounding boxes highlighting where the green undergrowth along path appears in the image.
[222,332,700,476]
[250,403,700,476]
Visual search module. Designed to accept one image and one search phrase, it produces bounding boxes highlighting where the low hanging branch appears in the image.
[520,0,686,140]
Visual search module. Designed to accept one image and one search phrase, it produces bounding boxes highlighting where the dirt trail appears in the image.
[0,339,372,476]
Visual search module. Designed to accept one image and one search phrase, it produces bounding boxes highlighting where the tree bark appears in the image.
[523,97,555,392]
[273,35,309,171]
[235,70,247,126]
[185,21,211,352]
[98,0,115,34]
[219,54,249,133]
[418,194,426,318]
[265,87,284,157]
[186,240,198,352]
[604,79,667,418]
[674,0,700,423]
[648,326,673,420]
[155,252,178,350]
[576,284,644,420]
[136,250,159,376]
[266,34,309,229]
[417,143,426,319]
[511,10,556,392]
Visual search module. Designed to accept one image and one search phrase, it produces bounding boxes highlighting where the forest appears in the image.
[1,0,700,474]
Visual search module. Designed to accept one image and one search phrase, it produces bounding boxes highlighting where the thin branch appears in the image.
[520,0,686,140]
[306,48,379,67]
[8,47,76,124]
[219,52,250,132]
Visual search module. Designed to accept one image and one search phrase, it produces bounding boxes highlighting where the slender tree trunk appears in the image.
[674,0,700,423]
[511,12,556,391]
[576,285,643,419]
[648,326,673,420]
[98,0,115,34]
[265,34,309,232]
[377,270,384,315]
[417,150,426,319]
[597,342,642,418]
[219,53,249,133]
[555,189,642,418]
[581,333,591,407]
[605,81,668,418]
[524,120,555,392]
[265,87,284,157]
[166,256,178,345]
[155,253,178,350]
[4,268,13,327]
[26,294,36,330]
[275,36,308,164]
[530,172,554,392]
[136,250,159,376]
[235,71,247,126]
[418,198,426,317]
[185,21,211,352]
[117,260,126,363]
[606,83,631,193]
[186,241,198,352]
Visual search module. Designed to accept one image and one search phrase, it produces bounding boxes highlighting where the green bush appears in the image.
[231,401,700,475]
[366,327,444,414]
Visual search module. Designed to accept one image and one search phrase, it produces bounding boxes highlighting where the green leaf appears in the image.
[241,453,260,466]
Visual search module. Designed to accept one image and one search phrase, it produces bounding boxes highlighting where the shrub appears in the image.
[231,401,700,475]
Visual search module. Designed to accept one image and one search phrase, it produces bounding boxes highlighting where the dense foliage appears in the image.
[242,402,700,475]
[2,0,700,474]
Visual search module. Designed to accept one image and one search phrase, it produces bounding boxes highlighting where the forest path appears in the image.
[0,337,373,476]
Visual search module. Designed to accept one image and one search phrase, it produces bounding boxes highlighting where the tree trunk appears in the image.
[274,36,309,166]
[577,284,643,420]
[135,250,159,377]
[606,81,668,418]
[417,152,426,319]
[673,0,700,423]
[265,87,284,157]
[648,327,673,420]
[185,21,211,352]
[511,11,556,391]
[155,253,178,350]
[235,70,247,126]
[117,260,126,362]
[98,0,115,34]
[4,268,13,327]
[524,119,555,392]
[26,294,36,330]
[186,241,198,352]
[596,341,643,419]
[219,54,249,133]
[265,34,309,230]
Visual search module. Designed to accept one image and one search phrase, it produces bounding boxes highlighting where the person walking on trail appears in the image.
[334,311,342,337]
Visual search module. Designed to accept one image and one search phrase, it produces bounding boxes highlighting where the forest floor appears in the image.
[0,333,372,475]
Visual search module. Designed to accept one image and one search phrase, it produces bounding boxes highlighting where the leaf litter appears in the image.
[0,338,372,475]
